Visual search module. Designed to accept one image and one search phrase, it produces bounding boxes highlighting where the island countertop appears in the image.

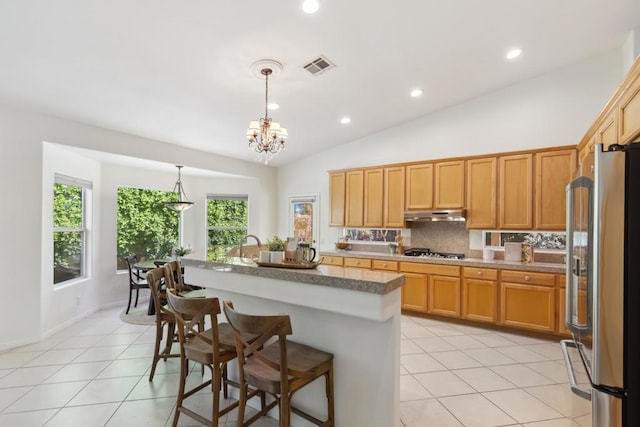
[180,257,405,295]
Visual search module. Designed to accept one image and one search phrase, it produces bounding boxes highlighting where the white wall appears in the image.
[0,104,277,349]
[42,144,102,337]
[277,48,625,251]
[623,28,640,73]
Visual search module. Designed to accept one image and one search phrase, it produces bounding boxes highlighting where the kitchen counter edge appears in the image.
[181,257,405,295]
[321,250,566,274]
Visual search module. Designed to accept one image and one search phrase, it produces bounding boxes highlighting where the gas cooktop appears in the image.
[403,248,465,260]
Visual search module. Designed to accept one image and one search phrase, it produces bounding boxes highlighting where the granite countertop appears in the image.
[181,257,405,295]
[320,250,566,274]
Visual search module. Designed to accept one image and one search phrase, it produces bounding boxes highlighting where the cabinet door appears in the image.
[402,273,428,312]
[428,275,461,317]
[462,278,497,323]
[405,163,433,210]
[500,282,555,333]
[466,157,497,229]
[618,72,640,144]
[434,160,465,209]
[345,170,364,227]
[384,166,405,228]
[329,172,346,226]
[595,109,618,149]
[499,154,533,229]
[535,149,576,230]
[364,168,383,227]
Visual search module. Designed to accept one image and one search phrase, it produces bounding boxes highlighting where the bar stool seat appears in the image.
[223,301,334,427]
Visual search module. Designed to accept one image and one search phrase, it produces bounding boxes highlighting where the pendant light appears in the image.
[165,165,194,212]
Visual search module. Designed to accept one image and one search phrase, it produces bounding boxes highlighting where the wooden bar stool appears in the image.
[167,290,264,427]
[223,301,334,427]
[146,268,180,381]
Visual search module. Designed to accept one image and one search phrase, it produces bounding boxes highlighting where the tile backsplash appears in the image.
[409,222,482,258]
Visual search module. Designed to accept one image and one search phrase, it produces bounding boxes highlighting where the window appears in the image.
[289,195,318,245]
[207,195,248,260]
[116,187,179,269]
[53,175,91,284]
[483,231,566,251]
[345,228,401,243]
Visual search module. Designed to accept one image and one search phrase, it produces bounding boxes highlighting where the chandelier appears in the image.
[247,60,288,164]
[165,165,194,212]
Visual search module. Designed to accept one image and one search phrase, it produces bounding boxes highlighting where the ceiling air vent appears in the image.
[303,55,335,76]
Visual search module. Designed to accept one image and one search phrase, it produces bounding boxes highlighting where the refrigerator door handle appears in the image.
[565,176,593,336]
[560,339,592,401]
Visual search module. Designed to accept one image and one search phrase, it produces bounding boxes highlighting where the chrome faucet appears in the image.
[239,234,262,258]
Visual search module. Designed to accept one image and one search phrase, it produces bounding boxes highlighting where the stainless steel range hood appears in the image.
[403,209,466,222]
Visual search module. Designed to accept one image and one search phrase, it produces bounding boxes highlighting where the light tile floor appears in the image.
[0,307,592,427]
[400,315,592,427]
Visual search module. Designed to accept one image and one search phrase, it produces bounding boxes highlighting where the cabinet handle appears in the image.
[477,271,483,276]
[383,263,387,268]
[355,261,360,265]
[524,275,531,281]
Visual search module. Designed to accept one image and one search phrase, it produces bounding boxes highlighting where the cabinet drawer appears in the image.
[463,267,498,281]
[500,270,555,287]
[344,257,372,269]
[322,256,343,266]
[372,260,398,271]
[400,262,460,277]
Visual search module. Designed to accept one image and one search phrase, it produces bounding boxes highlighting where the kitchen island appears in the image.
[181,257,405,427]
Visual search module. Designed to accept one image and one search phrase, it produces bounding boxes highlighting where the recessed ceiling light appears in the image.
[268,103,280,110]
[506,48,522,60]
[340,117,351,124]
[410,89,423,97]
[302,0,320,14]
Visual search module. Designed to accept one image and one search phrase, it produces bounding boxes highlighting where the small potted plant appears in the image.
[266,236,285,263]
[173,245,193,260]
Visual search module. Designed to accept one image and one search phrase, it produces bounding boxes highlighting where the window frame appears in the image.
[53,174,92,285]
[288,194,319,246]
[206,194,249,259]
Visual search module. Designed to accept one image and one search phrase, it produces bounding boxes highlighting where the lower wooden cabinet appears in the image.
[402,272,428,312]
[322,256,343,266]
[500,282,555,333]
[462,267,498,323]
[428,275,461,317]
[343,257,371,269]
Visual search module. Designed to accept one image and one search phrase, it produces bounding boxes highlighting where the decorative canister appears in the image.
[521,244,534,264]
[504,242,522,262]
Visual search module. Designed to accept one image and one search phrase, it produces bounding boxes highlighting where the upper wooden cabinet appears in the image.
[619,70,640,144]
[596,109,618,149]
[534,149,576,230]
[466,157,497,229]
[328,172,345,227]
[364,168,383,227]
[499,154,533,229]
[345,170,364,227]
[405,163,433,210]
[434,160,465,209]
[384,166,405,228]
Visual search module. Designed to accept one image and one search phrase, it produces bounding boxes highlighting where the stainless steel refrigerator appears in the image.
[562,142,640,426]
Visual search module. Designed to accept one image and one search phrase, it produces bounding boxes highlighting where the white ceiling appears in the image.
[1,0,639,168]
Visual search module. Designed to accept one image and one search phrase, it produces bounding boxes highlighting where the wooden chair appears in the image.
[124,255,149,314]
[166,290,264,427]
[163,260,203,294]
[146,268,180,381]
[223,302,334,427]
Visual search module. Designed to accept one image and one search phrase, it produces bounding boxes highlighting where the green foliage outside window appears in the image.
[117,187,179,269]
[207,198,248,260]
[53,183,84,283]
